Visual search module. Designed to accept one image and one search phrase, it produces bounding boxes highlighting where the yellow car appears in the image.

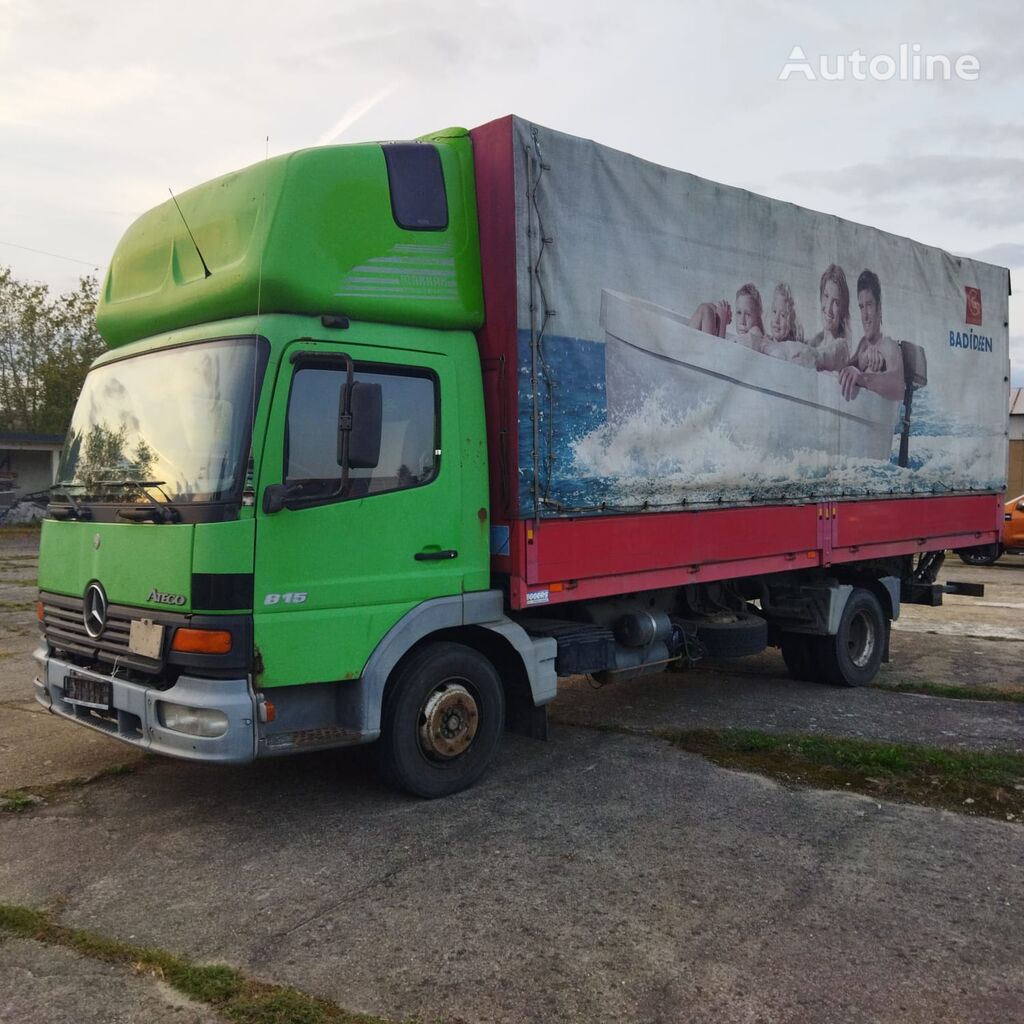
[957,494,1024,565]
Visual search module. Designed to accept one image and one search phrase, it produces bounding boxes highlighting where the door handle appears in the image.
[415,549,459,561]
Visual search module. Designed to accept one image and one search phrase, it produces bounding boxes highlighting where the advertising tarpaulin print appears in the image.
[510,118,1010,518]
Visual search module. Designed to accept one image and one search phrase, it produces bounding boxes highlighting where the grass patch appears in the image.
[0,904,395,1024]
[874,680,1024,704]
[0,599,34,611]
[0,791,42,812]
[1,762,138,813]
[657,728,1024,821]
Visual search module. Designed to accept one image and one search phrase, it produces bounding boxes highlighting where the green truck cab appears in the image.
[34,130,556,798]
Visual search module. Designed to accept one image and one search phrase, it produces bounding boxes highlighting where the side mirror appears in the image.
[262,482,291,514]
[1016,501,1024,512]
[337,381,382,470]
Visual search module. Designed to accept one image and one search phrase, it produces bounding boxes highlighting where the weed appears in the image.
[0,762,139,813]
[1,791,43,812]
[0,904,395,1023]
[874,680,1024,704]
[655,728,1024,821]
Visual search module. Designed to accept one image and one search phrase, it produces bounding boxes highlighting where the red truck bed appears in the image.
[470,116,1007,611]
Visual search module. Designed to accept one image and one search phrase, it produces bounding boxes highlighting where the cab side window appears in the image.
[285,365,438,499]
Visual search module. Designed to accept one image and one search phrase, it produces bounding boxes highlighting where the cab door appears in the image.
[253,338,465,687]
[1004,495,1024,550]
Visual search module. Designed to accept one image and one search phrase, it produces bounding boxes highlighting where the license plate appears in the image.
[64,675,112,710]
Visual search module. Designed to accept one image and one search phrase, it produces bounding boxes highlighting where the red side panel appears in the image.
[470,116,519,525]
[830,494,1003,562]
[504,494,1003,610]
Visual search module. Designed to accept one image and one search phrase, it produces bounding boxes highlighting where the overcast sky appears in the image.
[1,0,1020,379]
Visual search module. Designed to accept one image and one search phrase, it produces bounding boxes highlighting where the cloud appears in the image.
[315,78,407,146]
[934,193,1024,230]
[957,243,1024,268]
[279,0,544,83]
[0,65,163,125]
[892,0,1024,78]
[782,155,1024,227]
[759,0,843,32]
[785,155,1024,196]
[902,118,1024,151]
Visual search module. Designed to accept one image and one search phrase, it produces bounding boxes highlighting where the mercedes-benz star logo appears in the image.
[83,582,108,639]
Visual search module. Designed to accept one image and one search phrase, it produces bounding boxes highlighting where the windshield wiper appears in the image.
[96,479,181,524]
[48,486,92,521]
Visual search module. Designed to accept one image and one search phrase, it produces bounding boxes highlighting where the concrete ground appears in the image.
[2,531,1023,1023]
[0,531,145,794]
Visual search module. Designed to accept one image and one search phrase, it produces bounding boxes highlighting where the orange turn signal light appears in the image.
[36,601,44,621]
[170,628,232,655]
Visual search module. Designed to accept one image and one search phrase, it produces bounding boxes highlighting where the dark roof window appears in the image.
[381,143,448,231]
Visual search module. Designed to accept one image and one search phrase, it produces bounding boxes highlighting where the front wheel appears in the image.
[957,544,1002,566]
[378,642,505,799]
[812,588,886,687]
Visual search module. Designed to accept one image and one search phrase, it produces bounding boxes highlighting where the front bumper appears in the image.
[33,647,258,763]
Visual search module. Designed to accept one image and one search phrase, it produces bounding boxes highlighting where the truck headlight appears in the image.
[158,701,229,738]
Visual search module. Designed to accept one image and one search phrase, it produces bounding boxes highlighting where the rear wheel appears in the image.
[957,544,1001,566]
[378,642,505,799]
[812,588,886,687]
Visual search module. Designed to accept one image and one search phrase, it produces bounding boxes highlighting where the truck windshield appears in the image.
[57,337,260,504]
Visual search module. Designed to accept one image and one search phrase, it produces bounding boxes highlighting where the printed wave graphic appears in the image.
[570,391,1004,509]
[516,332,1005,513]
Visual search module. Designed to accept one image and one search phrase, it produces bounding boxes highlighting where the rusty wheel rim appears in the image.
[418,681,479,760]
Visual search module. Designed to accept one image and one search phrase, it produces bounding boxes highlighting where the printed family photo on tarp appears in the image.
[511,118,1009,517]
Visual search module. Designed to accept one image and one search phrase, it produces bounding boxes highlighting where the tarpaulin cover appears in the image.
[510,118,1009,517]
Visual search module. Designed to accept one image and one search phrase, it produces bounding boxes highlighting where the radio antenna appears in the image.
[167,187,211,278]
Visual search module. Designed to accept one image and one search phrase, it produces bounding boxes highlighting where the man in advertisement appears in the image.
[839,269,906,402]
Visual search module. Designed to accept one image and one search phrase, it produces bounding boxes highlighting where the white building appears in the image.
[0,431,63,511]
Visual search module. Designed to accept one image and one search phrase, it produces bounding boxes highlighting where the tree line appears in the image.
[0,266,105,435]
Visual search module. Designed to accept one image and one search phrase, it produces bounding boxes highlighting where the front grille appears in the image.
[41,593,164,674]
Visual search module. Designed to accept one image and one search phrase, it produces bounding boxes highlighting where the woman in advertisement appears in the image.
[809,263,853,371]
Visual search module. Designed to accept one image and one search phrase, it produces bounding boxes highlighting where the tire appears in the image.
[694,614,767,658]
[957,544,1002,566]
[378,642,505,799]
[812,588,886,687]
[780,632,814,681]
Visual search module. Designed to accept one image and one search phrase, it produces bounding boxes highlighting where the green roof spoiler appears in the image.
[96,128,484,347]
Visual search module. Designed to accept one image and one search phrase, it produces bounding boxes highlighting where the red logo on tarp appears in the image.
[965,286,982,325]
